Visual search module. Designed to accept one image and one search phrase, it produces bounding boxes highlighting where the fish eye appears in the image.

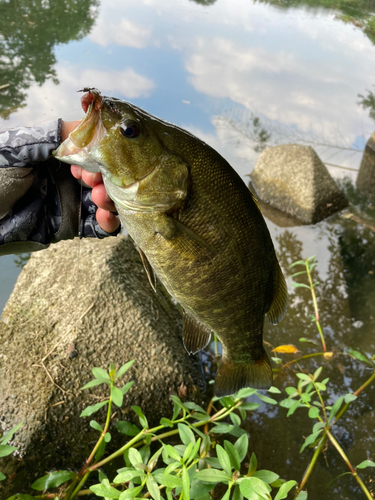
[119,120,140,139]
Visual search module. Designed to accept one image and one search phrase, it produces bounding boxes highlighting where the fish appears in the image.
[54,88,288,397]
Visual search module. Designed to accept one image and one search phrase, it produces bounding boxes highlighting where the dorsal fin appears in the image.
[182,309,212,354]
[137,245,157,293]
[266,259,288,325]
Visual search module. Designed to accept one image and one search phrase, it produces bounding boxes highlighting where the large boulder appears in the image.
[0,236,207,496]
[356,132,375,203]
[251,144,348,224]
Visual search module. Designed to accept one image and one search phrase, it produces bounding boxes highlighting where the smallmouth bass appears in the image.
[54,89,288,397]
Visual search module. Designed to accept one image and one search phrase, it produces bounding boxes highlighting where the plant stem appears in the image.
[297,434,326,495]
[334,370,375,424]
[305,259,326,351]
[326,429,373,500]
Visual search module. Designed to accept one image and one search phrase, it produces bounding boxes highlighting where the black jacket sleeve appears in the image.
[0,119,119,256]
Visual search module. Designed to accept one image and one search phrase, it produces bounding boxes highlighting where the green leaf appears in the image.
[247,452,257,476]
[147,474,161,500]
[224,440,241,471]
[239,477,271,499]
[116,421,141,437]
[81,378,109,390]
[178,423,196,446]
[118,484,143,500]
[182,466,190,499]
[290,270,307,278]
[328,396,344,423]
[344,393,357,404]
[307,255,317,263]
[253,470,279,484]
[300,430,324,453]
[121,380,134,395]
[104,432,111,443]
[188,438,201,465]
[216,445,232,476]
[183,442,194,463]
[0,471,5,481]
[289,260,306,268]
[347,349,373,366]
[230,412,242,426]
[190,479,213,499]
[95,439,106,461]
[184,402,208,414]
[196,469,231,483]
[210,424,235,434]
[308,407,320,419]
[274,480,298,500]
[0,422,23,445]
[299,337,319,345]
[287,400,301,417]
[234,434,249,462]
[356,460,375,469]
[90,420,103,432]
[0,445,17,457]
[292,283,310,289]
[232,485,244,500]
[132,406,148,428]
[236,388,258,399]
[115,360,135,380]
[128,448,143,468]
[295,491,308,500]
[313,366,322,381]
[114,468,145,484]
[92,367,111,381]
[165,444,181,462]
[296,373,311,381]
[268,386,281,394]
[256,394,277,405]
[153,470,182,489]
[112,386,124,407]
[80,400,108,417]
[240,403,261,411]
[31,470,76,490]
[160,417,174,427]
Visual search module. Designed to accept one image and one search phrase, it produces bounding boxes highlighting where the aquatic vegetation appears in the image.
[1,257,374,499]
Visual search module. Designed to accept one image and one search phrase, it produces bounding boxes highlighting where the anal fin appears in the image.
[183,309,212,354]
[137,245,157,293]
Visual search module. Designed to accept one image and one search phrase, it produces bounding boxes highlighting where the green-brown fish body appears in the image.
[55,89,288,397]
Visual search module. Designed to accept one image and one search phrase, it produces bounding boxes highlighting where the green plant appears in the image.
[0,422,23,482]
[5,362,296,500]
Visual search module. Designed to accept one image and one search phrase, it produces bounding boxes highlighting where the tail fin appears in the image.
[214,351,272,398]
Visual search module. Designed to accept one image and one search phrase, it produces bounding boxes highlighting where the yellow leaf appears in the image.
[272,345,300,354]
[323,352,333,359]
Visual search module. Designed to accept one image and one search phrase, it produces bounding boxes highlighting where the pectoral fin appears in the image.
[137,245,157,292]
[183,309,212,354]
[155,216,215,262]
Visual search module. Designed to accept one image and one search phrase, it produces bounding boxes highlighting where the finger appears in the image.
[91,183,117,212]
[81,170,103,188]
[71,165,82,180]
[96,208,120,234]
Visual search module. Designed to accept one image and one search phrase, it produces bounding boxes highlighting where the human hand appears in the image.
[70,166,120,234]
[61,120,120,234]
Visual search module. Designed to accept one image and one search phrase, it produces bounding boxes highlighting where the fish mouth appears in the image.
[53,89,106,172]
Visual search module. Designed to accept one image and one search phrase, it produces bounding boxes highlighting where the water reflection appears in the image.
[358,86,375,122]
[0,0,99,119]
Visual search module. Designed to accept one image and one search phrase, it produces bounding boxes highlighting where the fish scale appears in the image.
[54,89,288,396]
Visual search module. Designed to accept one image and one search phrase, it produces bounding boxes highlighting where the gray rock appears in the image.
[356,132,375,202]
[251,144,348,224]
[0,236,207,496]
